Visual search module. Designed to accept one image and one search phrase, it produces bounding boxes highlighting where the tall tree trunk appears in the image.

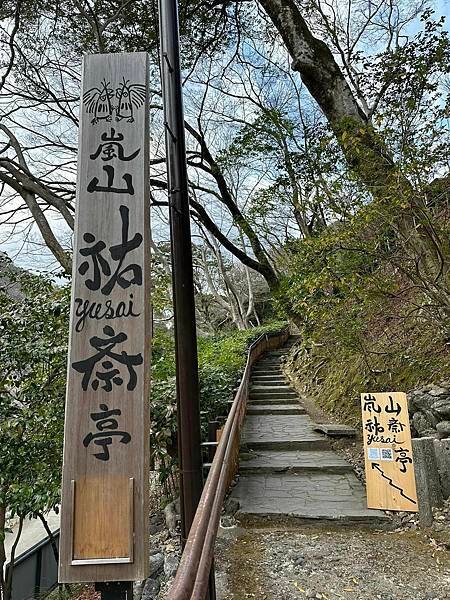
[0,505,6,600]
[3,516,23,600]
[258,0,450,311]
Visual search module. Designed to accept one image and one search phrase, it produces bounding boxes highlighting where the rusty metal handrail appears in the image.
[167,326,290,600]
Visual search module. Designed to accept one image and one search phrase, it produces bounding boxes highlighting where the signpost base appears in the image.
[95,581,133,600]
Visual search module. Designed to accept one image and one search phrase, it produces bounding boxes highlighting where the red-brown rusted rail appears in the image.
[167,327,290,600]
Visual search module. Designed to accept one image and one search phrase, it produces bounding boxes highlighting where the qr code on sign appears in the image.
[380,448,393,461]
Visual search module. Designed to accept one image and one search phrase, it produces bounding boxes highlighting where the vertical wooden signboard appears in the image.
[59,52,151,583]
[361,392,418,512]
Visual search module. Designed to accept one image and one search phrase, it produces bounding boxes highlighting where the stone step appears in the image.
[239,450,354,474]
[252,375,286,380]
[248,397,300,406]
[250,385,295,393]
[251,373,284,378]
[250,391,298,400]
[243,439,330,451]
[313,424,357,438]
[246,404,306,415]
[242,414,330,451]
[232,472,388,524]
[250,379,288,386]
[251,376,287,382]
[257,361,283,366]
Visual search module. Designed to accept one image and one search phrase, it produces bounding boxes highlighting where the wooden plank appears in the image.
[361,392,418,512]
[73,477,133,562]
[59,52,151,583]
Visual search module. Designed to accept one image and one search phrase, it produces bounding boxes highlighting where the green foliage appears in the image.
[0,270,69,600]
[0,273,69,519]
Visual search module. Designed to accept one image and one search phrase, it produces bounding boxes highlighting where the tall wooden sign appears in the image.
[361,392,418,512]
[59,52,151,583]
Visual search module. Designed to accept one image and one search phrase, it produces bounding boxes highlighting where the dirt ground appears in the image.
[215,523,450,600]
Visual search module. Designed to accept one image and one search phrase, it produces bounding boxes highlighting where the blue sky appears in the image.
[437,0,450,24]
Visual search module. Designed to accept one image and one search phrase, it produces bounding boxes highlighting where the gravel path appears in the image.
[215,524,450,600]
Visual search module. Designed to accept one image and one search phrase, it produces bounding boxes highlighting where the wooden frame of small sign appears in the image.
[361,392,418,512]
[59,52,151,584]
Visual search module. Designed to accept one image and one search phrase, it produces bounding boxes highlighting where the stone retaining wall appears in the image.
[408,381,450,439]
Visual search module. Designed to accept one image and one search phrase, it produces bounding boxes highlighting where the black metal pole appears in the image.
[158,0,203,544]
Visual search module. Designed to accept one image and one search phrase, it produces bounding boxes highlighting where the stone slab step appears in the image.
[232,472,388,523]
[246,404,306,415]
[257,362,283,367]
[248,397,300,406]
[252,373,284,378]
[313,424,357,438]
[250,391,298,400]
[250,385,295,393]
[239,449,354,474]
[250,385,295,392]
[257,358,283,363]
[242,414,329,451]
[251,373,287,385]
[251,379,287,385]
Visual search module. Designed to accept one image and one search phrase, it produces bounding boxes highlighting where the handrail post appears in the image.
[205,420,219,597]
[208,421,220,463]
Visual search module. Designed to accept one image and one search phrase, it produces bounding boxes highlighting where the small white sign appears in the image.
[367,447,380,460]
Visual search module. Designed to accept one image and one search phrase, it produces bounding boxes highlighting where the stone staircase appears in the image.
[231,336,387,523]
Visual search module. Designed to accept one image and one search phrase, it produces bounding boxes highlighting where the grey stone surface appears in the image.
[246,404,305,415]
[141,578,160,600]
[313,424,356,437]
[251,385,294,393]
[412,437,443,526]
[412,411,436,437]
[408,382,450,438]
[242,414,329,450]
[164,554,179,577]
[432,398,450,417]
[250,391,298,399]
[251,375,287,381]
[148,552,164,577]
[239,449,353,473]
[436,420,450,437]
[433,438,450,498]
[248,397,300,406]
[232,473,386,522]
[251,381,287,386]
[164,498,180,533]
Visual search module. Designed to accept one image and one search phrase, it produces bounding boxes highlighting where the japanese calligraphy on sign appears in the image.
[59,53,151,584]
[361,392,418,512]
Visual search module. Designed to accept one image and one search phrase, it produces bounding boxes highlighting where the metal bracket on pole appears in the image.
[163,52,174,73]
[95,581,133,600]
[164,121,177,142]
